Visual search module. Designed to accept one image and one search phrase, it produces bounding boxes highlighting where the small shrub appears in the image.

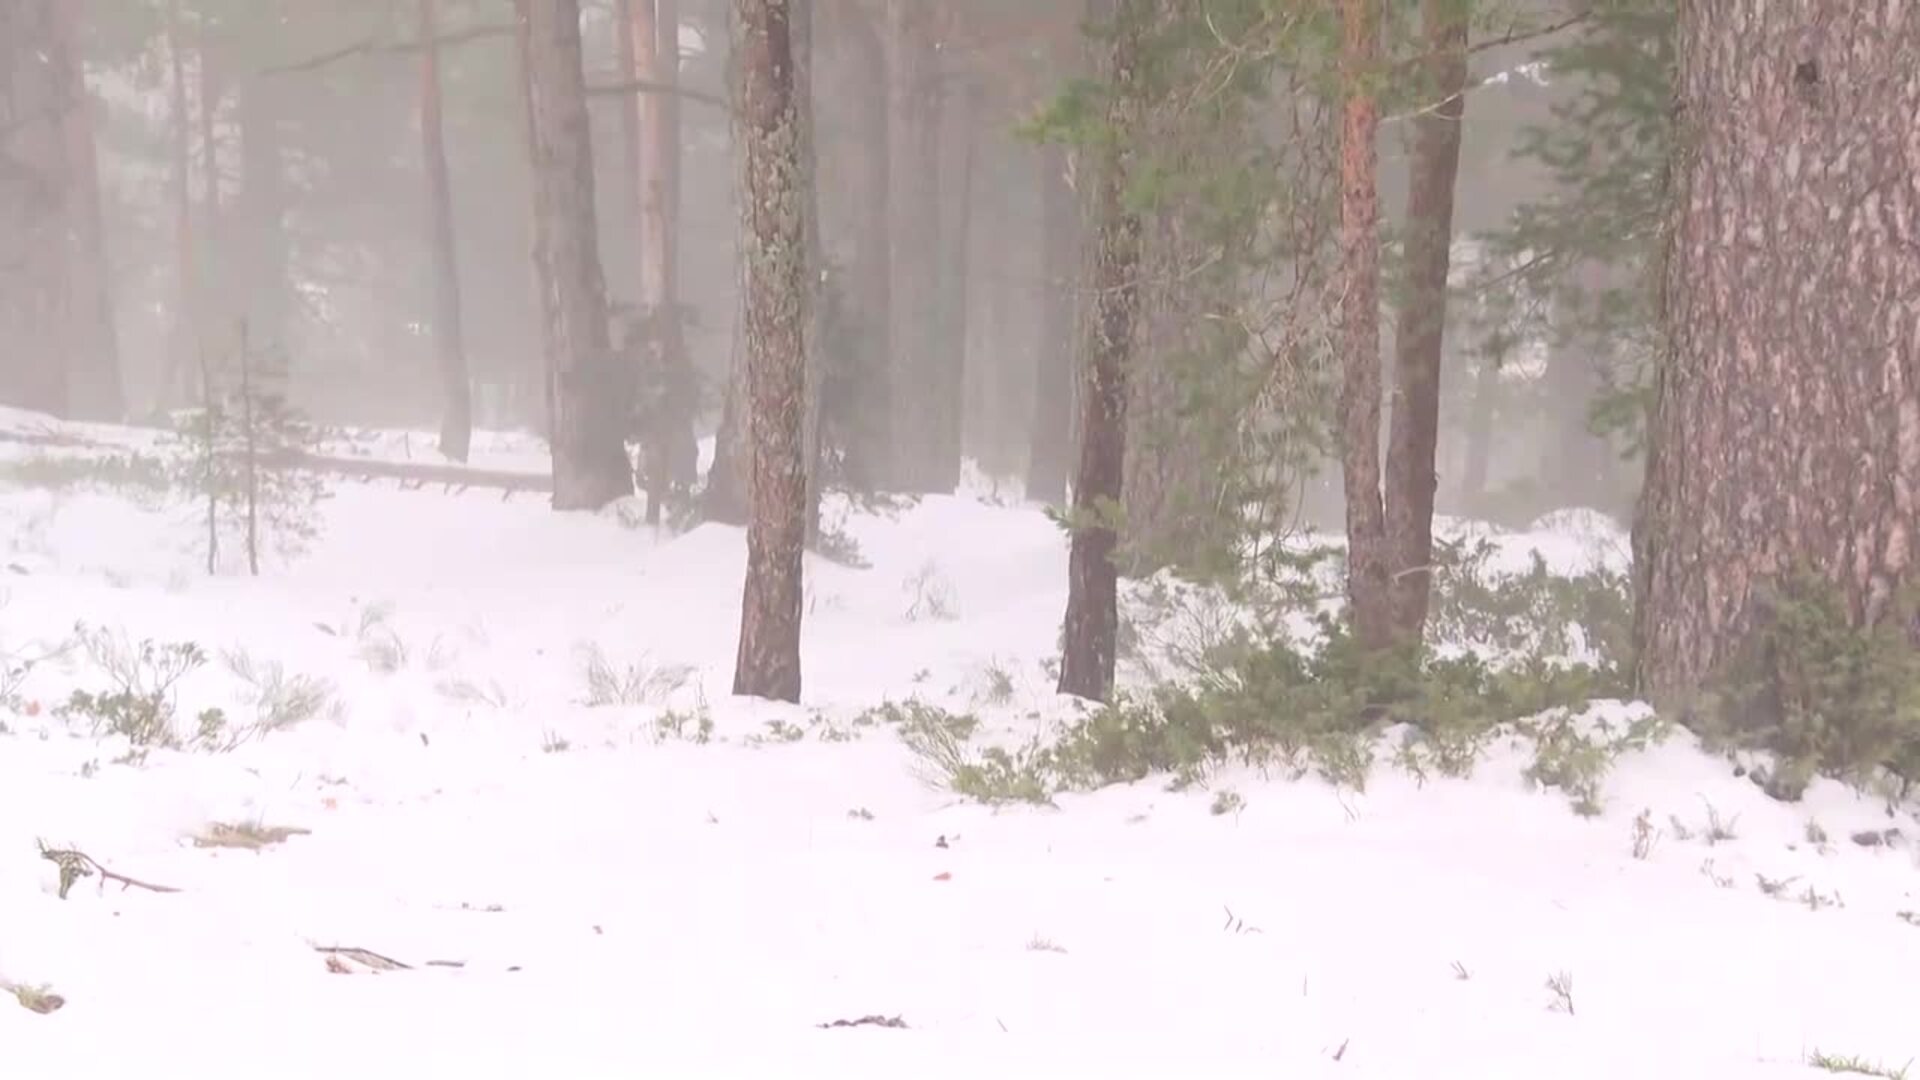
[58,623,209,748]
[223,648,335,732]
[541,729,571,754]
[1693,572,1920,800]
[0,451,170,502]
[902,562,958,622]
[1210,789,1245,816]
[1520,706,1671,816]
[652,702,715,744]
[1808,1050,1911,1079]
[580,644,696,706]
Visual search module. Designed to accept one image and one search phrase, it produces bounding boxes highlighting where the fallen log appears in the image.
[257,449,552,497]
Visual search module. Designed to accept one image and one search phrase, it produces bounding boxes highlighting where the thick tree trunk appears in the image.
[1057,0,1146,703]
[885,0,944,492]
[1026,145,1076,506]
[419,0,473,463]
[1337,0,1392,651]
[730,0,808,704]
[1633,2,1920,702]
[0,0,72,417]
[54,0,122,421]
[522,0,632,510]
[1381,0,1467,640]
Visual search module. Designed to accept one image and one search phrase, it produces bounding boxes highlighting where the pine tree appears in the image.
[730,0,809,703]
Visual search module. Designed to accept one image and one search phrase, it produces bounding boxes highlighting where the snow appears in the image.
[1,408,1916,1079]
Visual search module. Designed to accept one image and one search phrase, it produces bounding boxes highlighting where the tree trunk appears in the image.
[236,76,291,360]
[828,1,891,492]
[1633,2,1920,702]
[163,0,198,411]
[0,0,72,416]
[930,81,974,493]
[513,1,560,439]
[1337,0,1392,651]
[1381,0,1467,640]
[1460,345,1500,508]
[53,0,122,421]
[885,0,944,492]
[196,37,224,336]
[1057,0,1147,703]
[419,0,473,462]
[730,0,808,704]
[521,0,632,510]
[1026,144,1076,505]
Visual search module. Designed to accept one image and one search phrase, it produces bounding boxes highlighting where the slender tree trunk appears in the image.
[522,0,632,510]
[236,77,290,358]
[196,37,224,337]
[1634,1,1920,702]
[1381,0,1468,640]
[1057,0,1147,703]
[1027,144,1076,505]
[53,0,122,421]
[832,2,891,492]
[1460,346,1500,507]
[730,0,808,703]
[513,0,560,439]
[885,0,943,492]
[791,0,828,542]
[420,0,473,462]
[930,82,974,493]
[163,0,198,411]
[1337,0,1392,651]
[0,0,72,416]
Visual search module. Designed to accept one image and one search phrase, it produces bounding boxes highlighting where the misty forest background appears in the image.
[4,0,1917,800]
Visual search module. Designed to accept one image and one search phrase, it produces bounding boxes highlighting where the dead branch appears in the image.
[37,840,182,899]
[261,24,515,76]
[312,944,413,971]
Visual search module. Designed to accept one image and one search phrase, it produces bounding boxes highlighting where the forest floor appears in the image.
[0,406,1915,1079]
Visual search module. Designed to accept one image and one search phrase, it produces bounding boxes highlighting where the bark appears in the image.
[1633,2,1920,702]
[792,0,828,543]
[884,0,944,492]
[730,0,809,704]
[1057,0,1147,703]
[420,0,473,462]
[521,0,632,510]
[0,0,72,416]
[1026,144,1076,505]
[1336,0,1392,651]
[53,0,123,421]
[1381,0,1468,639]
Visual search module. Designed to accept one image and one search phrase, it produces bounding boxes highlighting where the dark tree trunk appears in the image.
[0,0,72,416]
[730,0,808,703]
[1633,1,1920,701]
[521,0,632,510]
[628,0,699,522]
[162,0,198,410]
[1057,0,1147,703]
[54,0,122,421]
[1460,345,1500,508]
[928,80,973,493]
[1381,0,1467,640]
[885,0,944,492]
[419,0,473,462]
[826,1,891,492]
[236,77,291,360]
[1337,0,1391,650]
[1026,144,1076,506]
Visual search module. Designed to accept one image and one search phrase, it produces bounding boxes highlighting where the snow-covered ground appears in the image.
[0,408,1915,1079]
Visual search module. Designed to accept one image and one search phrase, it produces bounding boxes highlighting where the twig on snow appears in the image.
[37,839,182,899]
